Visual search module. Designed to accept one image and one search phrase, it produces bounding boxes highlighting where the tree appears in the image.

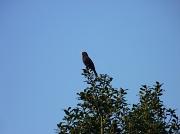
[56,69,180,134]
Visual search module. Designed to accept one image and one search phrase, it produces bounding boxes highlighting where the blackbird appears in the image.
[80,52,98,77]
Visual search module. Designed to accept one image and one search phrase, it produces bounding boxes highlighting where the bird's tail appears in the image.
[94,70,98,77]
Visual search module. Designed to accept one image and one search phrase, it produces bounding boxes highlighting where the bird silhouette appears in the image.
[80,52,98,77]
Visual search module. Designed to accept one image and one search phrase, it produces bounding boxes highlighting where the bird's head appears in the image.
[80,52,88,57]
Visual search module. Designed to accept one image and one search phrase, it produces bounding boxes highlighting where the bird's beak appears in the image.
[80,52,82,55]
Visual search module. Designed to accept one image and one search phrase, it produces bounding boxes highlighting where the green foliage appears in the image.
[125,82,180,134]
[56,70,180,134]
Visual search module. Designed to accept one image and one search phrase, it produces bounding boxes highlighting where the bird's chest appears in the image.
[82,57,90,66]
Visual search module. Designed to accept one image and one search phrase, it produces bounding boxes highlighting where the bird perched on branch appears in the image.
[80,52,98,77]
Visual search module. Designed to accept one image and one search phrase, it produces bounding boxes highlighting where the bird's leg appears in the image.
[85,66,93,75]
[86,66,90,71]
[86,66,93,73]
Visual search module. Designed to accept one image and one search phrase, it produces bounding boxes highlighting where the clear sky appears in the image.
[0,0,180,134]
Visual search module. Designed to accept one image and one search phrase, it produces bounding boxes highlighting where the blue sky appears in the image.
[0,0,180,134]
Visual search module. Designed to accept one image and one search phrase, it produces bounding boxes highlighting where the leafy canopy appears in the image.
[56,69,180,134]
